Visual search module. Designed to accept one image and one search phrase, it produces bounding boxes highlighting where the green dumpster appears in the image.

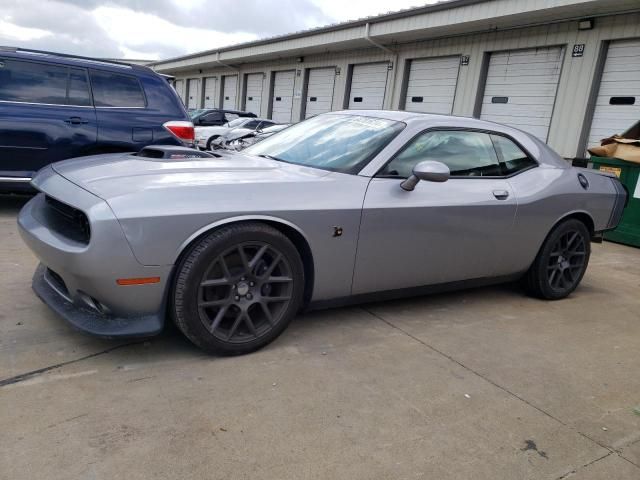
[590,156,640,247]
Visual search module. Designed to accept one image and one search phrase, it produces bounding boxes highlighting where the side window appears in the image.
[0,58,68,104]
[491,134,537,175]
[381,130,502,178]
[244,120,260,129]
[68,68,91,106]
[90,70,145,108]
[203,112,222,122]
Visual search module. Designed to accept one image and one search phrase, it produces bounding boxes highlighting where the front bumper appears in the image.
[17,168,172,337]
[32,263,163,337]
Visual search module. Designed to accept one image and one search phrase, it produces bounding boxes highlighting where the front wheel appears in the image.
[523,218,591,300]
[206,135,220,150]
[172,223,304,355]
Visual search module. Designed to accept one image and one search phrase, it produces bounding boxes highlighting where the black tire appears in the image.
[172,222,304,355]
[206,135,219,150]
[523,218,591,300]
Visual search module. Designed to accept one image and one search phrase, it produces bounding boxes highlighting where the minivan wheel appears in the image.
[523,219,591,300]
[172,222,304,355]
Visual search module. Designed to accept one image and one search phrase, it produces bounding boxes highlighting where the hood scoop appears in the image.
[135,145,222,161]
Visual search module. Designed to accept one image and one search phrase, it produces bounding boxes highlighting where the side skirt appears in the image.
[306,273,524,312]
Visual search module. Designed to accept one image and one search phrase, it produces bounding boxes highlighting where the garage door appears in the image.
[271,70,295,123]
[305,67,336,118]
[222,75,238,109]
[587,39,640,149]
[187,78,200,109]
[405,56,460,114]
[348,62,389,110]
[480,46,564,141]
[174,79,185,105]
[244,73,264,115]
[203,77,217,108]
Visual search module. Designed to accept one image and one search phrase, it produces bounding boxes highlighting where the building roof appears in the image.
[151,0,640,73]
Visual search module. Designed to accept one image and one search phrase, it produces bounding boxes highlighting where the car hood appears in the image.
[51,150,332,202]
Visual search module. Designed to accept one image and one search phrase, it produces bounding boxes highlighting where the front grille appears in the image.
[44,195,91,244]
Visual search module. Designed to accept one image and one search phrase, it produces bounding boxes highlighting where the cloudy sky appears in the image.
[0,0,436,61]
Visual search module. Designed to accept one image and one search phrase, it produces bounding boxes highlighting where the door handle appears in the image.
[65,117,89,125]
[493,190,510,200]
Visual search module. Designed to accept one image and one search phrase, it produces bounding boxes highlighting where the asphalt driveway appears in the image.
[1,194,639,480]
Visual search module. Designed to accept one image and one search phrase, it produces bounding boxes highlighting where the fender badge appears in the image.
[333,226,343,237]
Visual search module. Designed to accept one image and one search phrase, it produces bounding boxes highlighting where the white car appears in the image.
[194,118,276,150]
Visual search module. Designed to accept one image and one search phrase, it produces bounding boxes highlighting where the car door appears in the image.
[352,129,518,295]
[90,69,154,150]
[0,58,96,178]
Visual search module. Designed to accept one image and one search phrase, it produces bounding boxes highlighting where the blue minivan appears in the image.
[0,47,193,192]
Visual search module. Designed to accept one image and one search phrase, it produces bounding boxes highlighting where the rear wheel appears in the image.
[523,219,591,300]
[172,223,304,355]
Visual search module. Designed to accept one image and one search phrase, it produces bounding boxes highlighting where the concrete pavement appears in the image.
[1,194,639,480]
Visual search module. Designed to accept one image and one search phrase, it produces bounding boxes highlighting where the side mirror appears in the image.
[400,160,450,191]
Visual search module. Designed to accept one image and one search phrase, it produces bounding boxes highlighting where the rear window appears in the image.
[0,58,89,105]
[90,70,145,108]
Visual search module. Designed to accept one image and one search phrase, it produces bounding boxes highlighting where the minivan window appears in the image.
[0,58,68,105]
[68,68,91,106]
[90,70,145,108]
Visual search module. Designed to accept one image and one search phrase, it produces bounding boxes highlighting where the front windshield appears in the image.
[244,114,404,174]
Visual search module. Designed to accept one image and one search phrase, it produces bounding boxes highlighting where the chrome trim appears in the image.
[0,145,47,150]
[0,176,32,183]
[0,100,93,108]
[94,106,147,110]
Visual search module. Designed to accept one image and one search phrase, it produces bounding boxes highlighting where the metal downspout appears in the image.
[216,52,240,108]
[364,23,398,109]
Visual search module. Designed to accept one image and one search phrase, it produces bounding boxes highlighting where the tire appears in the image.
[523,218,591,300]
[172,222,304,355]
[206,136,219,150]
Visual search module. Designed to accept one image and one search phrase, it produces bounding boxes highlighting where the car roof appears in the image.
[0,46,154,74]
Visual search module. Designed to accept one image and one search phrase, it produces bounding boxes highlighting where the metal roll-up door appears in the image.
[305,67,336,118]
[174,79,185,104]
[587,39,640,148]
[271,70,295,123]
[244,73,264,115]
[480,46,564,141]
[405,56,460,114]
[222,75,238,109]
[187,78,200,109]
[203,77,217,108]
[348,62,389,110]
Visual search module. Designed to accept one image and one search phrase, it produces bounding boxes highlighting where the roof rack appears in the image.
[0,46,134,69]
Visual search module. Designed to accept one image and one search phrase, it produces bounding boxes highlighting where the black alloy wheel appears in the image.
[172,222,304,355]
[523,218,591,300]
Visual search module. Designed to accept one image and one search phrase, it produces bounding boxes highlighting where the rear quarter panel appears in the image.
[505,165,617,273]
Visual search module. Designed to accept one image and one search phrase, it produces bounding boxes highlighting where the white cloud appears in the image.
[310,0,432,23]
[0,19,51,41]
[0,0,441,60]
[91,6,258,60]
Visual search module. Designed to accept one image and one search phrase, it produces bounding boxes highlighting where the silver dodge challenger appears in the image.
[18,111,627,355]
